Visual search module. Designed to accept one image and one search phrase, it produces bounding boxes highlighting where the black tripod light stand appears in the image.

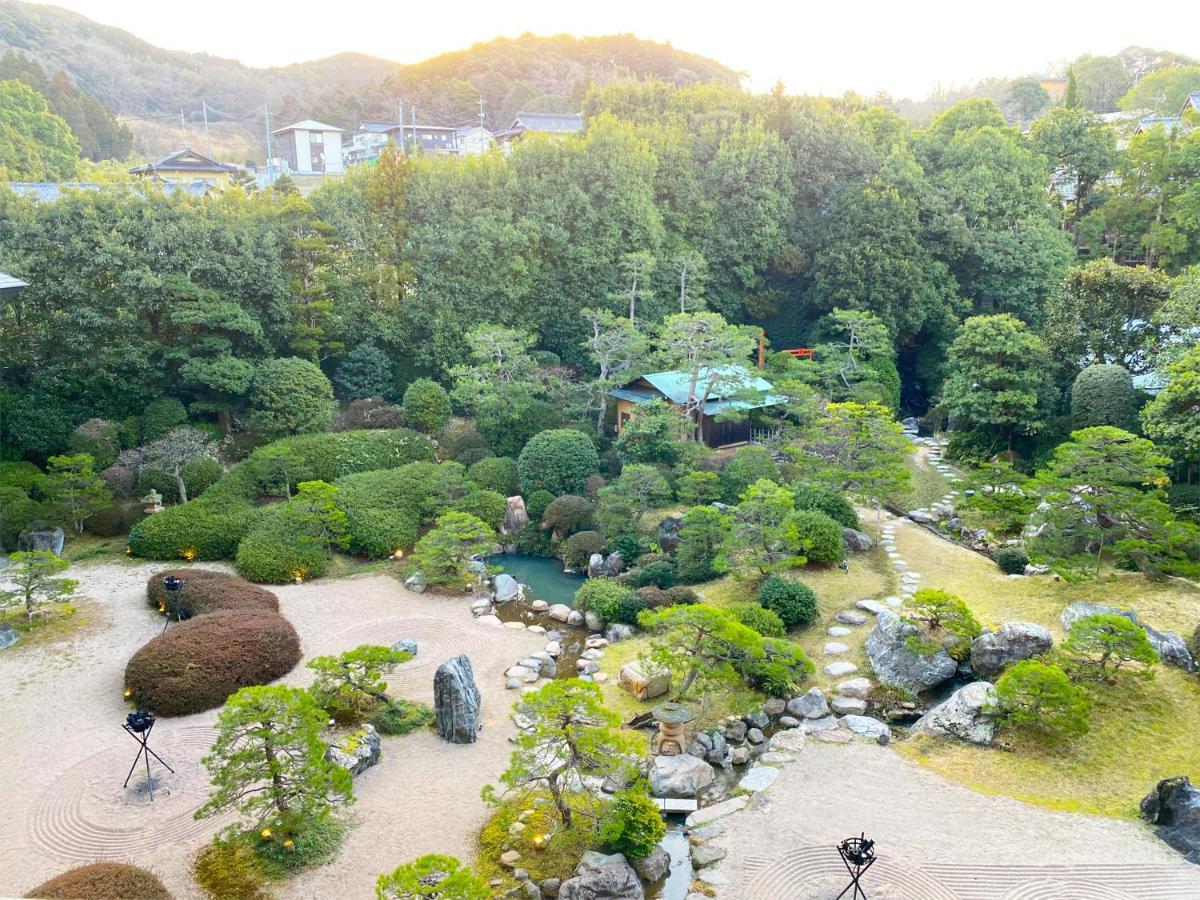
[122,710,174,801]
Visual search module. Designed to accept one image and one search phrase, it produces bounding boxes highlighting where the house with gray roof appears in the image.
[494,112,582,149]
[0,270,29,299]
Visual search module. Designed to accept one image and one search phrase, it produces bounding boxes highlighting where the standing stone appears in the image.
[865,610,957,693]
[0,625,17,650]
[559,851,644,900]
[16,525,64,556]
[911,682,998,746]
[434,655,481,744]
[656,517,683,554]
[503,496,529,535]
[1141,776,1200,863]
[842,528,874,552]
[969,623,1052,679]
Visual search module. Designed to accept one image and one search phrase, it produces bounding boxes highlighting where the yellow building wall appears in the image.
[141,168,236,188]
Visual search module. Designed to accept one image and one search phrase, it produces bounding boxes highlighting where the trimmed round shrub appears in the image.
[575,578,643,624]
[436,419,489,461]
[141,398,188,442]
[135,457,223,504]
[401,378,452,433]
[0,460,44,491]
[245,357,335,440]
[517,429,600,496]
[335,342,394,401]
[542,494,596,536]
[25,862,172,900]
[453,489,507,530]
[86,501,147,537]
[235,520,328,584]
[331,398,405,431]
[676,470,722,506]
[69,417,122,469]
[563,530,605,570]
[636,585,698,609]
[467,456,519,496]
[0,485,40,549]
[124,610,301,716]
[598,788,666,861]
[1071,363,1141,431]
[787,509,846,565]
[730,602,787,637]
[128,503,259,561]
[994,547,1029,575]
[759,575,818,629]
[630,559,676,589]
[721,445,779,503]
[146,568,278,620]
[791,482,860,529]
[609,533,644,563]
[524,489,555,524]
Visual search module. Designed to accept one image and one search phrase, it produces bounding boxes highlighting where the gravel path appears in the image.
[0,561,542,900]
[715,741,1200,899]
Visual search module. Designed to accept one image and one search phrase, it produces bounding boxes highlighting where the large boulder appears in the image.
[969,623,1053,679]
[559,851,644,900]
[631,846,669,883]
[911,682,998,746]
[842,528,874,553]
[618,662,670,701]
[786,687,830,719]
[649,753,715,798]
[1140,776,1200,864]
[864,610,957,694]
[494,573,521,604]
[656,517,682,554]
[503,496,528,535]
[0,624,17,651]
[588,553,606,577]
[1060,601,1136,631]
[17,525,64,555]
[1142,624,1196,672]
[325,724,381,776]
[434,654,481,744]
[603,552,626,576]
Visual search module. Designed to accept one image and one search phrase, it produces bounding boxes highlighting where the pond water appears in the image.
[650,822,695,899]
[487,553,586,607]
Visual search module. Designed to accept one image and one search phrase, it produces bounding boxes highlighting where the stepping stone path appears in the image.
[827,626,851,637]
[836,677,872,698]
[823,660,858,677]
[883,596,902,607]
[738,766,781,793]
[855,599,887,615]
[835,610,868,626]
[823,641,850,656]
[840,714,891,740]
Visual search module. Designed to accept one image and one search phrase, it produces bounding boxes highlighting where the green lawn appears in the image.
[891,514,1200,819]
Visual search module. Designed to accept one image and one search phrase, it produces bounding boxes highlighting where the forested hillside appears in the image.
[0,1,738,159]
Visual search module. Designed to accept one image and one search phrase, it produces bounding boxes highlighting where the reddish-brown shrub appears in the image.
[125,611,301,716]
[146,569,278,620]
[25,862,172,899]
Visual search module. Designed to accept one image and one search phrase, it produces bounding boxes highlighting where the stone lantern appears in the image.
[651,701,695,756]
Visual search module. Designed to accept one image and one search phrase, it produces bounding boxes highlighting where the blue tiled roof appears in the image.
[610,366,783,413]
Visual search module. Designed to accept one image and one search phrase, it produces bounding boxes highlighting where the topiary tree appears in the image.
[563,530,605,570]
[375,854,489,900]
[0,550,78,625]
[42,453,111,533]
[675,504,731,584]
[197,685,353,833]
[401,379,452,433]
[607,464,673,521]
[992,660,1091,742]
[994,547,1029,575]
[598,787,666,861]
[720,445,780,503]
[307,644,410,720]
[758,575,818,629]
[291,480,350,554]
[484,679,638,827]
[467,456,519,496]
[409,512,495,586]
[638,605,812,699]
[335,342,395,401]
[676,470,722,506]
[1071,364,1141,431]
[784,509,846,565]
[517,430,599,496]
[245,357,335,440]
[630,559,676,589]
[905,589,981,659]
[541,494,596,540]
[1064,613,1159,678]
[791,482,860,529]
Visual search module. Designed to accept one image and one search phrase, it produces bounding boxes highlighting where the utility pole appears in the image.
[201,100,212,158]
[478,95,485,129]
[264,104,274,186]
[411,104,417,151]
[178,110,187,148]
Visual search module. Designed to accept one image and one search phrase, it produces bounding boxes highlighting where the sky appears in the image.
[42,0,1200,98]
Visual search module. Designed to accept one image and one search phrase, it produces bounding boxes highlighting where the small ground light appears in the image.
[261,828,272,839]
[292,570,304,584]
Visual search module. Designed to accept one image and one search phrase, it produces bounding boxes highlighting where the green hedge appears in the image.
[235,509,329,583]
[787,509,846,565]
[467,456,519,496]
[517,429,599,496]
[791,482,860,529]
[453,489,507,531]
[128,503,260,560]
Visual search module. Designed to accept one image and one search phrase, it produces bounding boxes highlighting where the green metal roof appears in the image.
[640,366,775,405]
[610,386,659,404]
